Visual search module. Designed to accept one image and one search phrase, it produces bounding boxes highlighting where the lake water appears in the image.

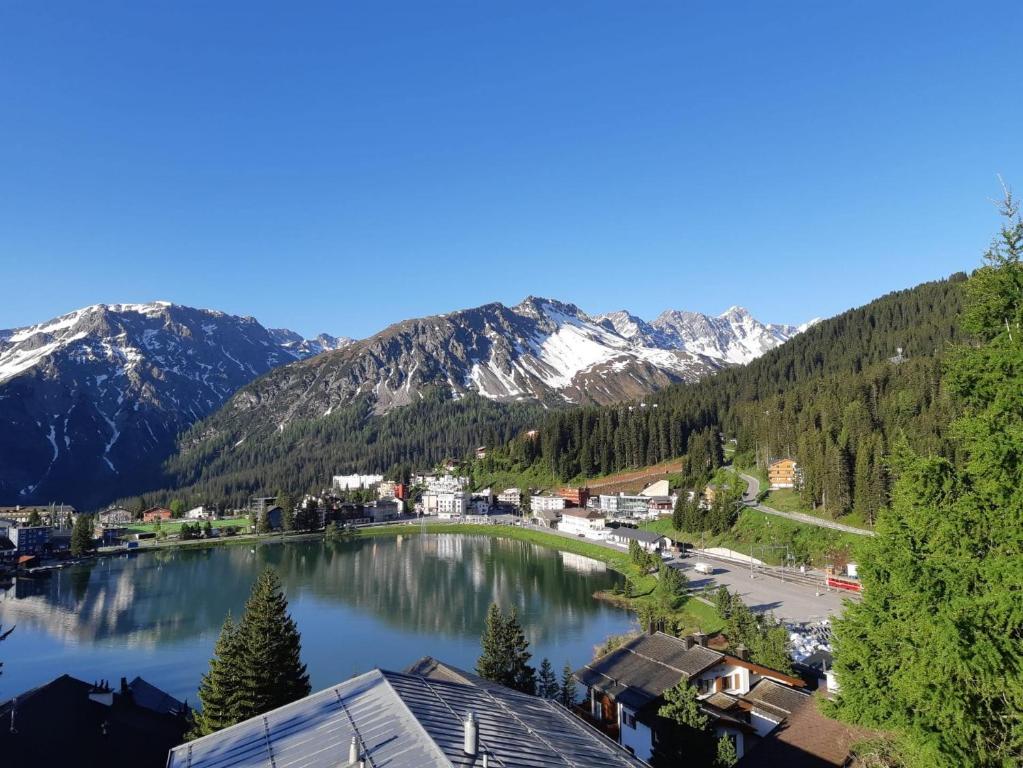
[0,534,635,703]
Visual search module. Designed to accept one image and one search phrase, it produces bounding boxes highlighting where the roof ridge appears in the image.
[379,671,473,768]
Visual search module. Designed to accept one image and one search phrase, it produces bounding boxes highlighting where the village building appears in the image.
[558,508,608,538]
[605,527,666,553]
[166,657,647,768]
[0,674,189,768]
[531,494,567,513]
[98,507,134,526]
[377,480,407,500]
[141,506,174,522]
[8,524,52,556]
[185,505,213,520]
[558,486,591,507]
[331,473,384,491]
[531,508,562,528]
[497,487,522,508]
[768,458,800,489]
[0,505,76,527]
[575,631,809,762]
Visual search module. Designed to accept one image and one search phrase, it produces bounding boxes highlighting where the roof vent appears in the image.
[348,736,359,764]
[463,712,478,756]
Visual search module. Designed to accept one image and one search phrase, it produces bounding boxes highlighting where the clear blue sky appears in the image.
[2,2,1021,338]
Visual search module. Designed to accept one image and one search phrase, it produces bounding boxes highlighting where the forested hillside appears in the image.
[124,389,545,509]
[499,274,966,518]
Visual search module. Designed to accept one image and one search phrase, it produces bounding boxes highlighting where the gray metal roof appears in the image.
[607,528,664,544]
[575,632,724,710]
[166,667,647,768]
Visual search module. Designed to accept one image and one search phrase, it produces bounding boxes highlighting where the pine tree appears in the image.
[537,658,559,699]
[831,197,1023,767]
[26,510,42,527]
[233,568,310,718]
[558,662,576,707]
[715,734,738,767]
[70,514,94,556]
[652,680,713,766]
[190,614,244,737]
[475,603,536,694]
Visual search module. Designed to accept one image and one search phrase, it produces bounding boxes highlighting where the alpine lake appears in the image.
[0,533,635,703]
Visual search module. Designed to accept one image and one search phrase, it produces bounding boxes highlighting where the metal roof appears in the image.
[166,667,648,768]
[606,528,664,544]
[575,633,724,710]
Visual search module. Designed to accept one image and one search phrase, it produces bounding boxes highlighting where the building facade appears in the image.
[768,458,799,489]
[558,508,607,538]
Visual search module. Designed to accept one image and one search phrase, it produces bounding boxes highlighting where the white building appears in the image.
[332,474,384,491]
[558,508,607,538]
[185,505,212,520]
[531,495,566,513]
[605,527,665,553]
[497,488,522,508]
[425,491,469,518]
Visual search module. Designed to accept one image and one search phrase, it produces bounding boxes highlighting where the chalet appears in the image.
[768,458,799,490]
[497,487,522,508]
[98,507,134,526]
[532,508,562,528]
[575,631,808,762]
[0,674,189,768]
[558,508,607,538]
[167,658,647,768]
[606,527,666,553]
[141,507,174,523]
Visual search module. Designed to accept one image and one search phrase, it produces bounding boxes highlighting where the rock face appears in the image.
[0,302,342,506]
[195,297,808,445]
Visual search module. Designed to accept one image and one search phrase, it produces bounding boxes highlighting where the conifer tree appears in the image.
[475,603,536,694]
[190,614,244,737]
[233,568,310,718]
[831,196,1023,767]
[652,680,712,766]
[70,514,94,556]
[537,658,559,699]
[558,662,576,707]
[715,734,738,767]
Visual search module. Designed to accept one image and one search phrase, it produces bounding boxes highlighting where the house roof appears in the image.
[167,666,647,768]
[608,528,664,544]
[574,632,725,710]
[534,509,562,521]
[741,678,811,719]
[0,674,188,768]
[561,508,603,519]
[736,693,875,768]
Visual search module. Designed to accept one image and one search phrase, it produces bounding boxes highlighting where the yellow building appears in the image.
[768,458,799,489]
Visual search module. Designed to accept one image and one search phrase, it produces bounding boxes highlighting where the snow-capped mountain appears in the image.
[268,329,355,358]
[191,298,809,448]
[0,302,343,506]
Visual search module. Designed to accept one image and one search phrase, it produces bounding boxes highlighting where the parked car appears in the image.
[693,562,714,575]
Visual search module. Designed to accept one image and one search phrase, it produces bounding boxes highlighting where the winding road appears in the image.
[729,468,875,538]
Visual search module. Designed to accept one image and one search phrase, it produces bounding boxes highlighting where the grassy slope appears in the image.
[360,523,722,633]
[642,509,865,566]
[762,489,874,530]
[126,517,252,534]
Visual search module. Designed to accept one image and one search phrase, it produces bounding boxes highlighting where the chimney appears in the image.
[683,636,695,650]
[693,632,707,647]
[348,736,360,765]
[463,712,478,757]
[734,644,749,661]
[88,681,114,707]
[120,677,129,695]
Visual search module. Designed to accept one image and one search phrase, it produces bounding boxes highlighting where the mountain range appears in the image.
[0,298,809,507]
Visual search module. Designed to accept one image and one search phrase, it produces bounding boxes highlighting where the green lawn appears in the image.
[359,522,722,633]
[763,489,873,530]
[126,517,252,535]
[642,509,864,567]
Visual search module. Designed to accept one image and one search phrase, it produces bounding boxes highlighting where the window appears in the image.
[626,713,637,729]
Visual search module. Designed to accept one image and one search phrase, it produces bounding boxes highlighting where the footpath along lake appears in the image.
[0,533,635,702]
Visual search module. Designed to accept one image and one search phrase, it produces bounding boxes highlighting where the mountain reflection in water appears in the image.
[0,534,633,703]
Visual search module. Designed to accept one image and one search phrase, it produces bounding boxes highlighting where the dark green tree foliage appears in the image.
[715,734,739,767]
[536,658,559,699]
[190,614,244,737]
[831,199,1023,767]
[717,587,792,673]
[652,680,713,767]
[180,522,196,540]
[657,563,687,608]
[233,568,311,718]
[559,661,577,708]
[475,603,536,694]
[277,491,295,531]
[26,510,42,526]
[70,514,94,556]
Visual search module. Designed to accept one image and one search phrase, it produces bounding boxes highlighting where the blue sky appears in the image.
[2,2,1021,338]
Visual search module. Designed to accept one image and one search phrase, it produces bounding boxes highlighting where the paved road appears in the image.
[730,468,875,537]
[678,549,850,623]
